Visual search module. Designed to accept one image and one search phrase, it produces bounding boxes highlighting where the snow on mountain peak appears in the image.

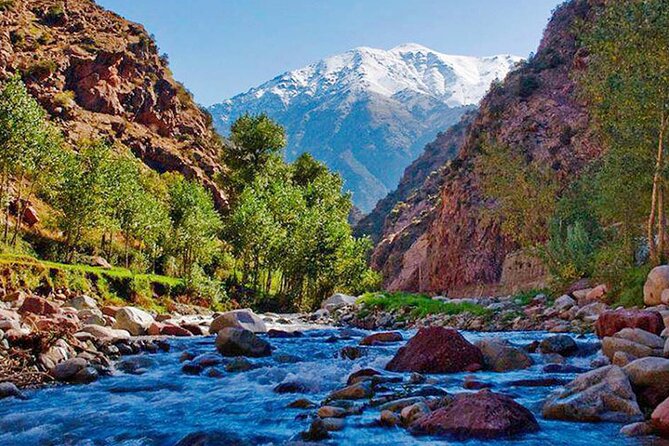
[228,44,522,109]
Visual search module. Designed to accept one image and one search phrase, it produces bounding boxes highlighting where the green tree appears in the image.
[225,113,286,187]
[164,173,222,275]
[581,0,669,263]
[54,140,113,259]
[475,141,559,248]
[0,74,66,245]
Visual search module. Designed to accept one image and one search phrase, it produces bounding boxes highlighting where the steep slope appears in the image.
[210,45,520,212]
[371,0,601,293]
[0,0,227,206]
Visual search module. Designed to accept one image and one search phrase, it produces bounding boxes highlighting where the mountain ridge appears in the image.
[210,44,521,211]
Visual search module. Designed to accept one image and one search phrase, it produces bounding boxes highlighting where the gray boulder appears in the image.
[113,307,154,336]
[215,327,271,357]
[542,365,642,422]
[321,293,357,311]
[210,309,267,334]
[476,338,533,372]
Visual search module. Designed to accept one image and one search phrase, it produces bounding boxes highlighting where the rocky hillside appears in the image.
[368,0,601,293]
[210,45,520,212]
[0,0,227,207]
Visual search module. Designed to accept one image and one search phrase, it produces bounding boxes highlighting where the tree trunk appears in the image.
[649,114,668,264]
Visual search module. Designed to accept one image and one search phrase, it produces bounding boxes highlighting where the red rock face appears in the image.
[411,391,539,439]
[595,309,665,338]
[385,327,483,373]
[0,0,228,208]
[367,0,602,293]
[19,296,59,316]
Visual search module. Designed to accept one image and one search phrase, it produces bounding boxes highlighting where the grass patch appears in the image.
[512,288,553,306]
[358,291,491,319]
[0,254,183,311]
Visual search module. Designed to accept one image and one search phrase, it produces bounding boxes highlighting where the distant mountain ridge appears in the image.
[210,44,521,211]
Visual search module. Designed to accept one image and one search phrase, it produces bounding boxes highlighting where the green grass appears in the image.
[0,253,181,287]
[358,291,491,319]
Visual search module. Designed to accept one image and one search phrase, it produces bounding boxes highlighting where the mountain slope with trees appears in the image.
[0,0,227,207]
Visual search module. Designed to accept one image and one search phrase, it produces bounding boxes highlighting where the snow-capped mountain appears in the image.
[210,44,521,212]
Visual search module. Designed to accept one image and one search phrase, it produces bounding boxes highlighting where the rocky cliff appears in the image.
[0,0,227,206]
[366,0,602,294]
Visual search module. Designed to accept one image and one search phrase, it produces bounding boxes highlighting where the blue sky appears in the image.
[97,0,563,106]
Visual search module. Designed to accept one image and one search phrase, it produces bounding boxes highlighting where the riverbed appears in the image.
[0,328,653,445]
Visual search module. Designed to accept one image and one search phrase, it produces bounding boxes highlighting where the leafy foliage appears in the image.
[358,292,490,319]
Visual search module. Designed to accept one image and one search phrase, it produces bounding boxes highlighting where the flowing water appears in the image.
[0,327,659,446]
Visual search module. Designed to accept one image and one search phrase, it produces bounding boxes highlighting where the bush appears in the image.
[23,60,58,80]
[541,220,598,287]
[517,74,541,98]
[53,91,75,109]
[184,265,227,310]
[44,4,65,25]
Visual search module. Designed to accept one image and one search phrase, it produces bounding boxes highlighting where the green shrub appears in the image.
[53,91,75,109]
[517,74,541,98]
[541,220,598,287]
[358,292,490,319]
[44,4,65,25]
[184,264,227,310]
[23,60,58,80]
[512,288,553,306]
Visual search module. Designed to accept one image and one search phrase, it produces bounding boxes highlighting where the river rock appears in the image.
[113,307,154,336]
[645,265,669,306]
[553,295,576,312]
[385,327,483,373]
[360,331,403,346]
[210,309,267,334]
[215,327,271,357]
[400,402,430,426]
[411,391,538,439]
[380,409,401,426]
[327,381,373,401]
[0,382,26,400]
[321,293,357,311]
[19,296,58,315]
[160,325,193,337]
[66,295,98,311]
[542,365,642,422]
[79,324,130,341]
[539,335,577,356]
[602,330,664,361]
[52,358,98,384]
[620,421,655,437]
[652,397,669,437]
[318,406,347,418]
[596,309,665,338]
[321,417,344,431]
[347,368,381,385]
[301,418,330,441]
[624,357,669,408]
[476,338,533,372]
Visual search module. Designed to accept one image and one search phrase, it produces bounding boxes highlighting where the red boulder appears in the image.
[652,397,669,438]
[19,296,59,316]
[411,391,539,439]
[385,327,483,373]
[595,309,665,338]
[360,331,403,346]
[160,325,193,337]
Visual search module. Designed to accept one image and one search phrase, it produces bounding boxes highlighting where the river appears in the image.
[0,327,652,445]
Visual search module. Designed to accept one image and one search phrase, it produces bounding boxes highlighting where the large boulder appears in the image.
[51,358,98,384]
[386,327,483,373]
[113,307,154,336]
[210,309,267,334]
[652,397,669,438]
[595,309,665,338]
[215,327,271,357]
[624,357,669,408]
[475,338,533,372]
[542,365,643,423]
[411,391,539,439]
[644,265,669,306]
[539,335,577,356]
[601,328,664,360]
[321,293,357,311]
